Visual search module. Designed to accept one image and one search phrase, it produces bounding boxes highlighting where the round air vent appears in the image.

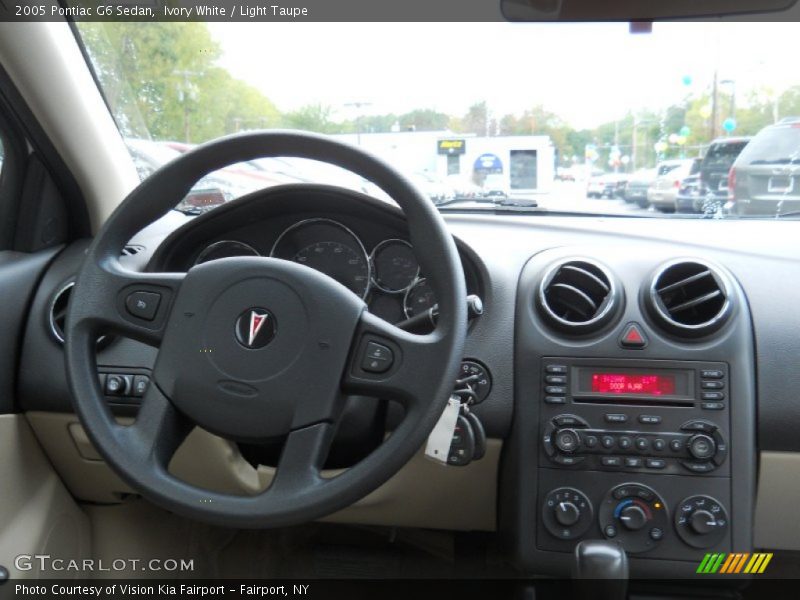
[646,260,732,338]
[537,259,619,334]
[48,281,108,346]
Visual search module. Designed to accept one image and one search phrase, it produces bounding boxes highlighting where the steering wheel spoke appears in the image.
[117,382,192,472]
[342,310,449,410]
[72,262,184,347]
[269,422,337,494]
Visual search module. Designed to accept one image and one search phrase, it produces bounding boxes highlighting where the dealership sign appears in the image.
[437,139,466,155]
[474,153,503,174]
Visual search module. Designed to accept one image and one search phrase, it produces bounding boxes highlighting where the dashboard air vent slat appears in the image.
[538,259,618,334]
[647,260,732,338]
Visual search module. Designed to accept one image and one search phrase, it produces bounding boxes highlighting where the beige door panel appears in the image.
[0,415,91,578]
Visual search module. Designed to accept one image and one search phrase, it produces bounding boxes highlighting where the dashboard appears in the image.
[16,183,800,580]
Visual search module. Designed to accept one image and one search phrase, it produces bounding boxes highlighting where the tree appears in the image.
[281,104,339,133]
[78,22,279,142]
[458,102,489,136]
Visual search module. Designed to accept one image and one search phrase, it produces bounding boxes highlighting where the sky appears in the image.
[208,22,797,129]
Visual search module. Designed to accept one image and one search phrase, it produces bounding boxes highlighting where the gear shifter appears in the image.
[572,540,628,600]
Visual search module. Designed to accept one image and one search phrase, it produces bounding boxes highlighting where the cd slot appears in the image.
[573,396,695,408]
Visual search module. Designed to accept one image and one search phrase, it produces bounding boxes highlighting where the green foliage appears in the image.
[79,22,279,142]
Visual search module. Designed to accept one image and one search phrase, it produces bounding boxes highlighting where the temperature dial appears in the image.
[542,487,593,540]
[598,483,669,553]
[675,495,729,549]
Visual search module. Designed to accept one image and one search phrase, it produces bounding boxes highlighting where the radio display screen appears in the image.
[590,373,676,396]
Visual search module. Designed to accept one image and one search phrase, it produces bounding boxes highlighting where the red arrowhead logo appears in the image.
[248,312,267,346]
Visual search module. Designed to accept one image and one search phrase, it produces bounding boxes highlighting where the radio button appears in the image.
[545,375,567,385]
[601,435,615,449]
[638,415,662,425]
[701,402,724,410]
[624,457,643,468]
[701,380,724,390]
[544,396,566,404]
[602,456,622,467]
[605,413,628,424]
[681,461,715,473]
[681,420,717,433]
[635,437,650,451]
[701,391,725,401]
[553,415,586,427]
[652,438,666,452]
[554,429,581,453]
[584,435,598,448]
[553,455,584,465]
[701,370,724,379]
[645,458,666,469]
[617,436,632,450]
[669,439,684,453]
[545,365,567,375]
[688,434,716,460]
[545,386,566,395]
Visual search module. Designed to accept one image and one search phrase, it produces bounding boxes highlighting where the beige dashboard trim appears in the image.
[25,411,498,532]
[755,451,800,550]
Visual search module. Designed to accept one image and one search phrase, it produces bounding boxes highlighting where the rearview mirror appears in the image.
[501,0,798,20]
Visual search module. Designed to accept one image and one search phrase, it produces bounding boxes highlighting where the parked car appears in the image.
[675,137,751,214]
[728,118,800,216]
[410,171,456,205]
[587,173,627,198]
[623,168,658,204]
[446,174,487,200]
[482,173,510,199]
[647,158,701,212]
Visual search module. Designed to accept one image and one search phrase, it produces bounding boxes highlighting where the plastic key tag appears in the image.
[425,396,462,464]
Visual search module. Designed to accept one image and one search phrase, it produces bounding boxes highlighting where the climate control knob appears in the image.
[619,505,648,531]
[675,495,729,549]
[689,509,717,535]
[542,487,593,540]
[554,501,580,526]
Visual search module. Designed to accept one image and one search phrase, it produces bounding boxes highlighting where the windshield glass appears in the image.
[75,22,800,219]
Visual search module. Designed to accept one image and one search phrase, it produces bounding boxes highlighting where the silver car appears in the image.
[647,158,701,212]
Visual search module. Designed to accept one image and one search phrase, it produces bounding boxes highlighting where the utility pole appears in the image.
[344,101,372,145]
[710,69,719,141]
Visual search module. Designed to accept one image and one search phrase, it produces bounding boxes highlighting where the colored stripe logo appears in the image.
[697,553,773,574]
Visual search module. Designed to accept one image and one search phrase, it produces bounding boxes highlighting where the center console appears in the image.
[501,248,756,578]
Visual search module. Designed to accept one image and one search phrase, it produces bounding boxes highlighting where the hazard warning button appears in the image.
[619,322,648,349]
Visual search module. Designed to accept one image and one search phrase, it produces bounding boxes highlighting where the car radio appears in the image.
[539,358,729,476]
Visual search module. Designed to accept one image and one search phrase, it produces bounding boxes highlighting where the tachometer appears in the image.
[404,278,437,318]
[371,239,420,293]
[271,219,370,299]
[194,240,260,265]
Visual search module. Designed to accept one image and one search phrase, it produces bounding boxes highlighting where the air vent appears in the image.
[647,260,732,338]
[121,244,145,256]
[48,281,108,346]
[537,259,618,334]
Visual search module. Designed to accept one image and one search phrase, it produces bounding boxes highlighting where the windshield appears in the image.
[75,22,800,219]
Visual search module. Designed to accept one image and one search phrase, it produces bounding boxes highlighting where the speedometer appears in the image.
[194,240,260,265]
[371,239,419,293]
[271,219,370,299]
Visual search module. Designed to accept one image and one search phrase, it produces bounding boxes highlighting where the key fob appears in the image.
[448,414,475,466]
[464,411,487,461]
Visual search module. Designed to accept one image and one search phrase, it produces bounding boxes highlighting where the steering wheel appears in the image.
[65,131,467,527]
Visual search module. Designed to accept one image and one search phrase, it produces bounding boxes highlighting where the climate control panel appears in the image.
[598,484,669,553]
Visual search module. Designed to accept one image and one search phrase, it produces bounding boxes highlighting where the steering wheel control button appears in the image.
[132,375,150,397]
[104,374,132,396]
[619,322,648,349]
[125,291,161,321]
[360,341,394,373]
[543,487,593,540]
[234,308,277,349]
[600,484,669,553]
[675,495,729,548]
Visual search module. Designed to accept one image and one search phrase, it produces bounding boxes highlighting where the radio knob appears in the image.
[689,509,718,535]
[554,501,581,526]
[688,434,716,460]
[554,429,581,454]
[619,505,648,531]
